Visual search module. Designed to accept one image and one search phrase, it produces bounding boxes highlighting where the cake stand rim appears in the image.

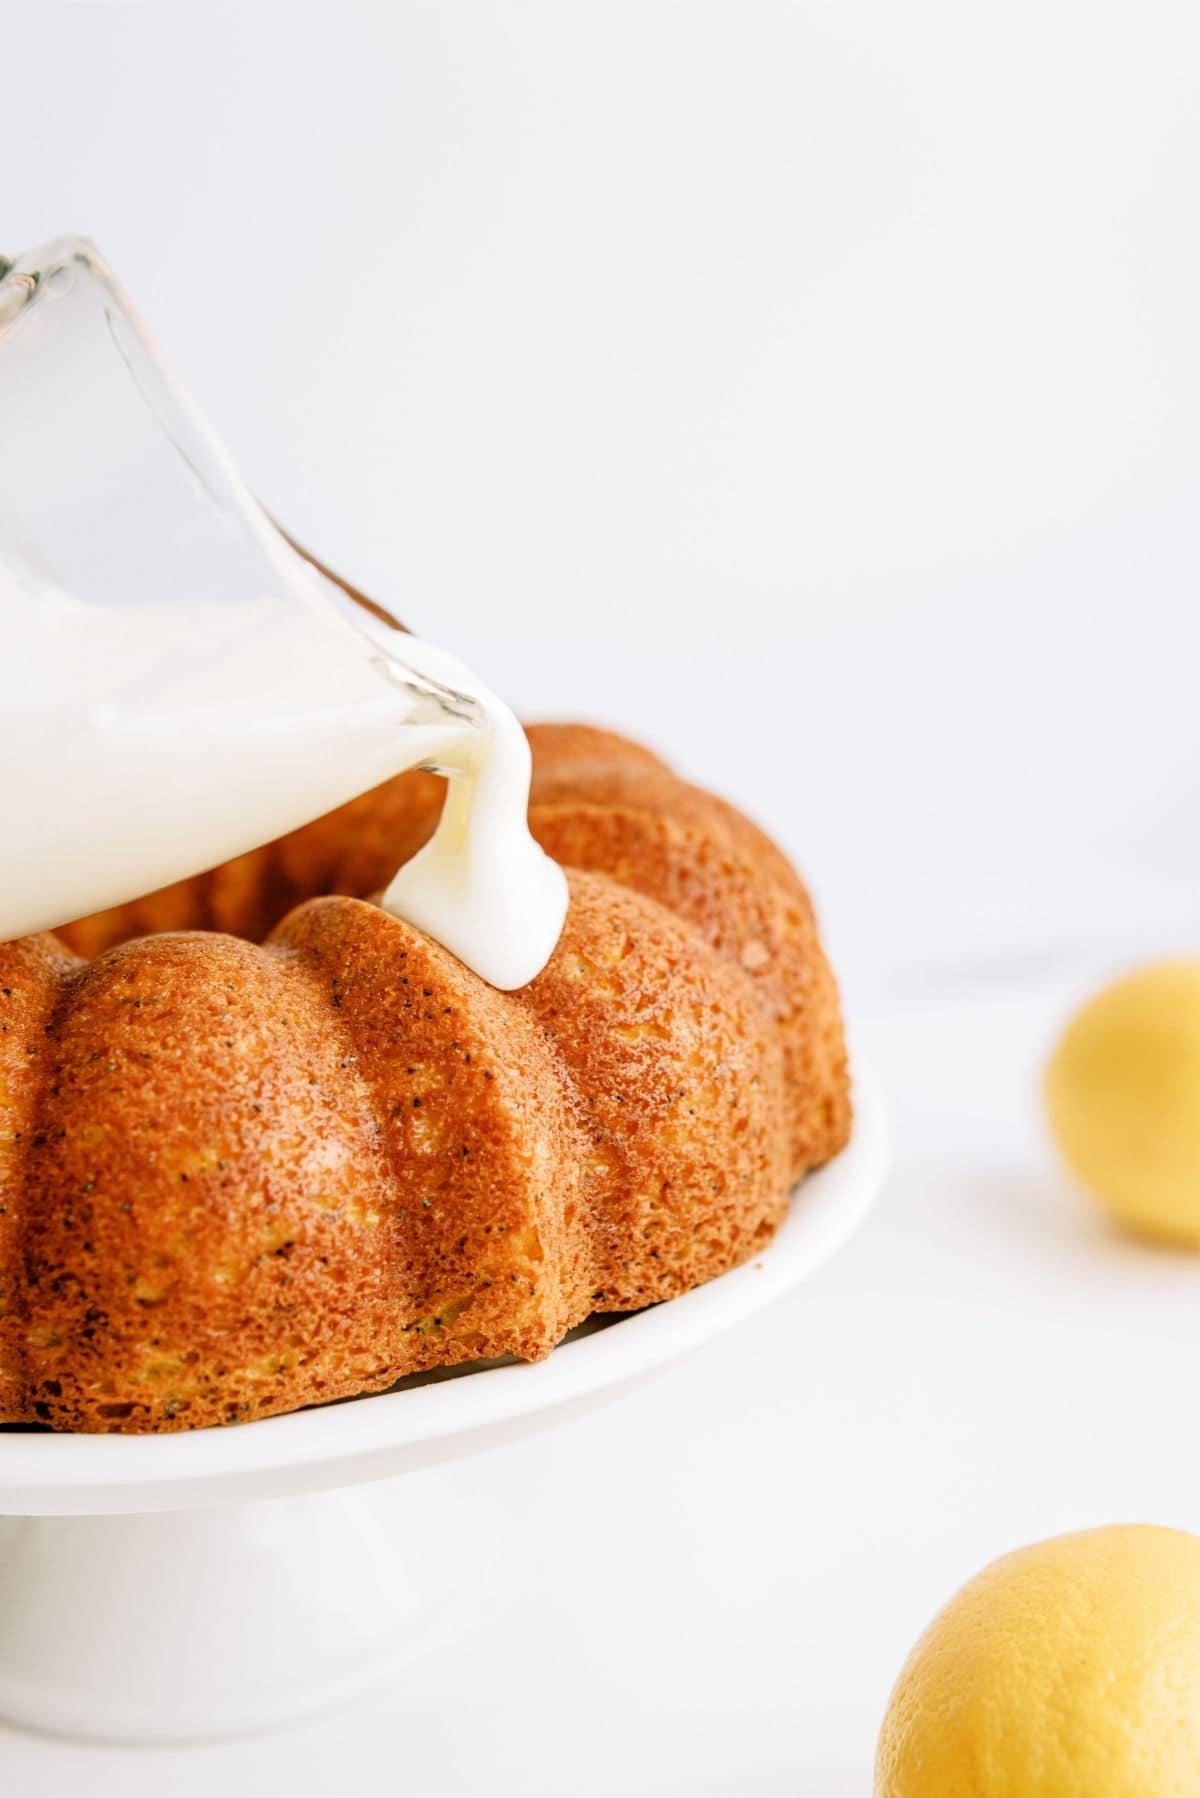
[0,1059,888,1511]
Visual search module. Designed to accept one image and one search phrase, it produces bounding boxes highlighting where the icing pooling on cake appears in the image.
[1,565,567,989]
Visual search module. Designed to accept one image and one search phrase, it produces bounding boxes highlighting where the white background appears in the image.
[4,2,1200,1792]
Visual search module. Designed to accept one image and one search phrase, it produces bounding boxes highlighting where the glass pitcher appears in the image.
[0,235,484,945]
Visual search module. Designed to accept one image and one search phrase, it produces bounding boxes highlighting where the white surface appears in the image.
[3,0,1199,1790]
[0,1079,885,1742]
[4,981,1196,1792]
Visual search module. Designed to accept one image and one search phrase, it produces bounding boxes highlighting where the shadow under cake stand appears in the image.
[0,1067,888,1743]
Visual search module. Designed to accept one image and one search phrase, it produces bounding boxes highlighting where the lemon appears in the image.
[876,1525,1200,1797]
[1045,959,1200,1244]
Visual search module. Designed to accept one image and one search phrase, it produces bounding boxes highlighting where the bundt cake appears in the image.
[0,725,850,1432]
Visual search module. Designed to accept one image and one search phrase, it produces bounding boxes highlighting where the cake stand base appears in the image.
[0,1476,487,1743]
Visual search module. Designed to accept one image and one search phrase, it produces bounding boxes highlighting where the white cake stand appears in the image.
[0,1068,887,1744]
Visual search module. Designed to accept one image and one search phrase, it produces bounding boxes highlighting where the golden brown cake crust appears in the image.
[1,725,850,1432]
[527,802,848,1177]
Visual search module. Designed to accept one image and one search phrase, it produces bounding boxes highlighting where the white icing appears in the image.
[1,563,567,989]
[378,633,569,989]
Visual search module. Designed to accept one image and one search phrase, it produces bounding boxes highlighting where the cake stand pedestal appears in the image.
[0,1479,489,1741]
[0,1071,887,1743]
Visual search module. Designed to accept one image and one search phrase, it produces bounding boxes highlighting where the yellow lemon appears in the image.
[875,1525,1200,1797]
[1045,959,1200,1244]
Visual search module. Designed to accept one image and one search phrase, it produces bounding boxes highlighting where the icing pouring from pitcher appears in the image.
[0,237,566,990]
